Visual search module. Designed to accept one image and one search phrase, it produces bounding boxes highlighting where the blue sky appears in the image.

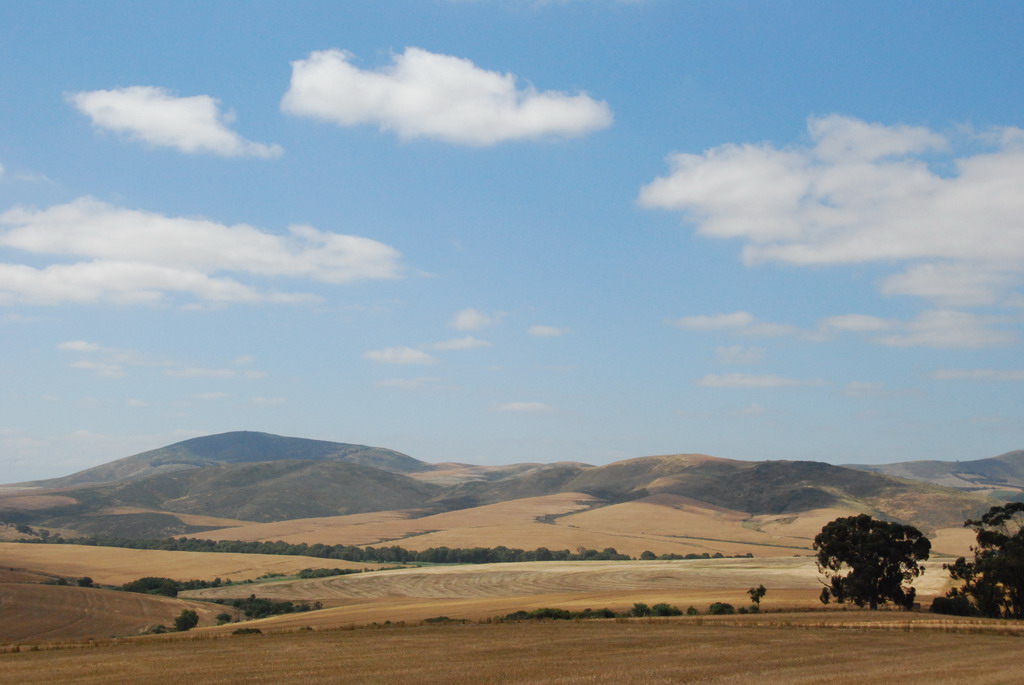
[2,1,1023,481]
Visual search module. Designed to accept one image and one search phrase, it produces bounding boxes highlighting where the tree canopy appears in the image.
[813,514,931,610]
[945,502,1024,619]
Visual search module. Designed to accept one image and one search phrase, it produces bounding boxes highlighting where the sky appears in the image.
[2,1,1023,481]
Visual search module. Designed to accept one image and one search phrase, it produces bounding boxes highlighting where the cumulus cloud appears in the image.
[166,367,236,378]
[672,311,800,337]
[697,373,825,388]
[639,115,1024,307]
[431,336,492,350]
[0,197,402,305]
[281,48,612,146]
[363,346,436,365]
[495,401,555,413]
[70,86,282,158]
[528,324,567,337]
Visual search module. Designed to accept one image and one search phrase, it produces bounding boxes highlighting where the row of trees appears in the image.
[814,502,1024,619]
[20,535,630,564]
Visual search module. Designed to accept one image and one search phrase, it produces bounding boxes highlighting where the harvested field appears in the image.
[2,615,1022,684]
[181,557,956,628]
[0,584,228,642]
[0,543,380,585]
[197,492,975,558]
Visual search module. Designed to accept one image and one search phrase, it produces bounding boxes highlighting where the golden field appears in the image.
[194,492,974,558]
[3,615,1023,684]
[0,543,381,586]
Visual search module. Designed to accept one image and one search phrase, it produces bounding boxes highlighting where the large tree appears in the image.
[813,514,931,610]
[945,502,1024,619]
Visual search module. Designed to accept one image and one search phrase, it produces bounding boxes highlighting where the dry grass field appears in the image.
[0,584,228,642]
[0,543,380,585]
[2,615,1022,684]
[194,492,975,558]
[177,557,956,630]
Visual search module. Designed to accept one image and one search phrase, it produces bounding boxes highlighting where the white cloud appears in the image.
[673,311,755,330]
[930,368,1024,381]
[69,359,124,379]
[697,373,825,388]
[528,324,567,337]
[431,336,492,351]
[363,346,437,365]
[880,262,1021,307]
[70,86,282,158]
[451,307,501,331]
[715,345,764,365]
[495,401,555,413]
[281,48,612,146]
[873,310,1015,348]
[0,198,402,305]
[639,115,1024,308]
[673,311,801,337]
[819,314,893,333]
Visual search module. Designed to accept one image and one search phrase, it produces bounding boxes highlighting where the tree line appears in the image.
[16,534,632,564]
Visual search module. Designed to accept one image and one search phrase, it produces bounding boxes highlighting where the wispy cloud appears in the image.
[282,48,612,146]
[431,336,492,351]
[70,86,282,158]
[451,307,502,331]
[697,373,825,388]
[363,346,437,365]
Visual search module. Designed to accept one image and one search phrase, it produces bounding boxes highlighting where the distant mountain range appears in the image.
[0,431,1015,541]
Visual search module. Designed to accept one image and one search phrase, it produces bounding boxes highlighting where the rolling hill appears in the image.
[850,450,1024,497]
[0,432,1007,550]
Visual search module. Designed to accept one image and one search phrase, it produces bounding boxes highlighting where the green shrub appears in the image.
[173,609,199,632]
[630,602,652,617]
[707,602,735,615]
[930,595,976,617]
[651,603,683,616]
[686,606,699,616]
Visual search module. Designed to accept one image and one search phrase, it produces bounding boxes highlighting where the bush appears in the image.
[930,595,977,617]
[76,577,94,588]
[686,606,699,616]
[651,603,683,616]
[707,602,735,615]
[173,609,199,632]
[215,612,232,625]
[630,602,652,617]
[232,627,262,635]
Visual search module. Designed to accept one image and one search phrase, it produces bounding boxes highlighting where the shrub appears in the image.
[630,602,652,617]
[686,606,699,616]
[651,603,683,617]
[173,609,199,632]
[215,612,233,625]
[707,602,735,615]
[930,595,977,617]
[232,628,262,635]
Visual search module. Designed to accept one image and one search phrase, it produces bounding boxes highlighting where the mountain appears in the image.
[849,450,1024,497]
[0,432,1007,540]
[22,431,429,488]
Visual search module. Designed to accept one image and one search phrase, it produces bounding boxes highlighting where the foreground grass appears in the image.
[2,614,1021,684]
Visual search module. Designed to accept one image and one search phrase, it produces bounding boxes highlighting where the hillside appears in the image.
[850,450,1024,497]
[21,431,428,488]
[0,433,1006,547]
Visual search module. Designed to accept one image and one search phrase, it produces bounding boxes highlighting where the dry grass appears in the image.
[196,492,975,558]
[0,543,380,585]
[180,557,955,630]
[0,584,229,642]
[1,615,1021,684]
